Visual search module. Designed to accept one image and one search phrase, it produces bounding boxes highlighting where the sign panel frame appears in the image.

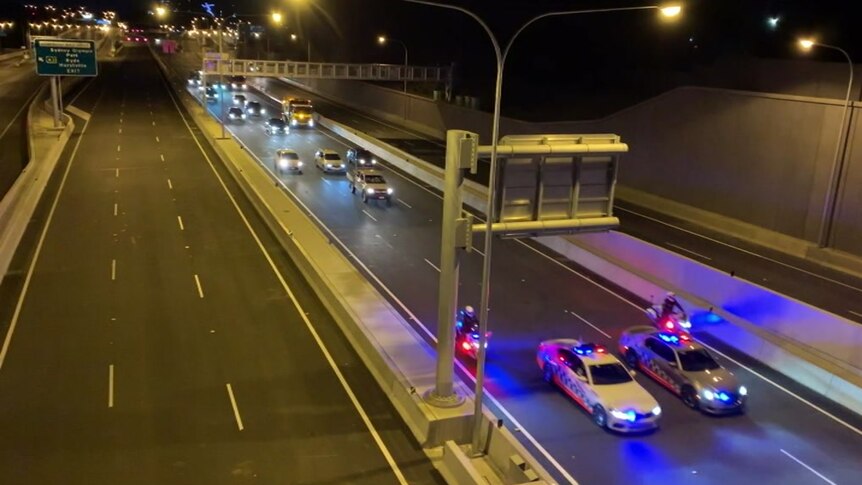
[34,38,98,77]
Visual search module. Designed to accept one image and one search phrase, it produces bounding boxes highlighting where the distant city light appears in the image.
[767,16,780,30]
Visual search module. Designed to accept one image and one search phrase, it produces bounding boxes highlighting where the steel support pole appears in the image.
[219,22,226,140]
[424,130,467,408]
[50,76,61,128]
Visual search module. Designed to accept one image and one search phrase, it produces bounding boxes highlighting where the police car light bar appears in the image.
[574,343,607,355]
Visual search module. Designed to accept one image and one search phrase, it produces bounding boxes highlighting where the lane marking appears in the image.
[194,274,204,298]
[397,198,412,209]
[321,178,332,186]
[780,449,836,485]
[116,144,121,152]
[152,121,156,127]
[115,168,119,178]
[666,242,712,261]
[424,258,441,273]
[375,234,394,250]
[848,310,862,318]
[113,203,118,216]
[225,383,244,431]
[362,209,377,222]
[472,246,485,257]
[0,85,44,140]
[566,309,612,339]
[108,364,114,408]
[155,136,160,143]
[617,206,862,294]
[177,215,185,231]
[118,128,122,135]
[111,259,116,281]
[160,71,408,485]
[160,154,165,162]
[167,178,173,189]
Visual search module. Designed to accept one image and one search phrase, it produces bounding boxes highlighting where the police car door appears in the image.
[558,350,591,408]
[644,337,683,394]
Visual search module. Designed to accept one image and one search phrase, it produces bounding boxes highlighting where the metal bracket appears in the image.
[458,134,479,174]
[455,215,474,251]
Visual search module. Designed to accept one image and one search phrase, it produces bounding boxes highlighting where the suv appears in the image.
[227,107,246,122]
[348,169,393,205]
[346,148,377,168]
[245,101,266,117]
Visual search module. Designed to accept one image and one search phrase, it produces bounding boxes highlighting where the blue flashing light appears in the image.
[573,343,606,356]
[610,409,637,422]
[717,391,731,402]
[471,333,480,339]
[658,333,680,344]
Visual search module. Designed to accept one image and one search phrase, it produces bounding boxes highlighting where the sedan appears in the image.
[264,118,288,136]
[245,101,266,117]
[314,149,346,173]
[275,149,303,174]
[227,107,246,122]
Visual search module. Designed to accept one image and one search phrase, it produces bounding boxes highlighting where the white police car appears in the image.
[619,326,748,414]
[537,339,661,433]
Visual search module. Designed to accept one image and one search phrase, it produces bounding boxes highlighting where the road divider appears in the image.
[316,107,862,418]
[153,51,555,485]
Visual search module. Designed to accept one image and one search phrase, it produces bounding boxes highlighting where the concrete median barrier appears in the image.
[152,51,554,484]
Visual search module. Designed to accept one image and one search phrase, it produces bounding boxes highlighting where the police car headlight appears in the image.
[386,188,393,194]
[739,386,748,396]
[609,409,636,422]
[702,389,715,401]
[652,406,662,416]
[366,188,375,195]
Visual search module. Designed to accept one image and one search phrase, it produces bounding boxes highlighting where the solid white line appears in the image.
[566,310,612,339]
[159,68,408,484]
[194,274,204,298]
[65,104,91,121]
[362,209,377,222]
[397,198,412,209]
[225,383,244,431]
[848,310,862,318]
[424,258,441,273]
[0,81,103,373]
[160,154,165,162]
[472,246,485,257]
[108,364,114,408]
[666,242,712,261]
[177,215,184,231]
[321,178,332,186]
[113,203,118,216]
[780,449,836,485]
[167,178,173,189]
[111,259,116,281]
[618,206,862,293]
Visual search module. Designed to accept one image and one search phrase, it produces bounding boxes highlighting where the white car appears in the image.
[275,149,303,174]
[314,149,346,173]
[537,339,661,433]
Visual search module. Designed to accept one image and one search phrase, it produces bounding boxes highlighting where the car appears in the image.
[275,149,303,174]
[228,75,247,90]
[314,149,346,173]
[619,327,748,414]
[264,118,289,136]
[537,339,661,433]
[245,101,266,117]
[187,71,201,86]
[346,148,377,168]
[204,87,217,103]
[227,107,246,121]
[348,169,392,204]
[232,94,247,106]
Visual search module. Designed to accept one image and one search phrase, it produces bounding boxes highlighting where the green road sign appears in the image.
[34,39,97,77]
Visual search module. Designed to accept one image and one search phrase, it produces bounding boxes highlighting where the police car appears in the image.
[619,326,748,414]
[537,339,661,433]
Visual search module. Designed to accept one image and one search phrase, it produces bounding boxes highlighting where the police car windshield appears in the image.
[678,349,720,371]
[589,363,633,385]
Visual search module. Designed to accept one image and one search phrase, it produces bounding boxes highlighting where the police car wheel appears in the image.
[592,405,608,429]
[682,386,699,409]
[542,364,554,384]
[625,350,639,370]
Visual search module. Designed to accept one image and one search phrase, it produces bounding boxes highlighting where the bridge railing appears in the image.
[201,58,450,83]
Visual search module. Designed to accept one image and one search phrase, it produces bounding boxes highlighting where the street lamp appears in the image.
[798,38,854,248]
[290,33,311,61]
[271,12,283,25]
[377,35,409,95]
[406,0,681,455]
[155,5,167,18]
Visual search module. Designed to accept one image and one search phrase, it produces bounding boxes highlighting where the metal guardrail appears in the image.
[201,58,450,83]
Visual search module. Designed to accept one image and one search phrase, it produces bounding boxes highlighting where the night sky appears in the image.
[2,1,857,119]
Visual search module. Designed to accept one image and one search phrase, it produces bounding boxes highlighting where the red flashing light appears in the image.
[664,320,675,329]
[461,342,472,351]
[596,346,606,353]
[680,334,691,342]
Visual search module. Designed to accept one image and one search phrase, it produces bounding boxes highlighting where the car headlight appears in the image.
[291,119,298,126]
[371,158,377,164]
[309,120,315,127]
[241,114,246,119]
[609,409,636,422]
[278,159,288,168]
[261,109,266,115]
[297,161,303,167]
[358,159,365,164]
[703,389,715,401]
[325,163,332,168]
[652,406,662,416]
[366,188,375,195]
[739,386,748,396]
[386,188,393,194]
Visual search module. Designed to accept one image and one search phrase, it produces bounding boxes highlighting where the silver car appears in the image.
[275,149,303,174]
[618,326,748,414]
[314,149,346,174]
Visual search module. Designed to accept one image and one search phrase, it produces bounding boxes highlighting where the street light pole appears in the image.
[405,0,680,456]
[378,36,410,118]
[800,40,854,248]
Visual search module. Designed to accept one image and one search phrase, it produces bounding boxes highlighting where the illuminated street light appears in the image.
[271,12,283,25]
[155,5,167,18]
[406,0,682,456]
[797,37,854,247]
[376,34,409,97]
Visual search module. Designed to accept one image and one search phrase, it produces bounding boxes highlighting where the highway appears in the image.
[247,76,862,325]
[0,46,441,485]
[166,50,862,484]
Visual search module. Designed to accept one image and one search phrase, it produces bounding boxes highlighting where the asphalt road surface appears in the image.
[245,75,862,325]
[0,46,441,485]
[167,50,862,485]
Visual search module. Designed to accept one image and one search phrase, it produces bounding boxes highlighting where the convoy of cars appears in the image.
[190,74,752,437]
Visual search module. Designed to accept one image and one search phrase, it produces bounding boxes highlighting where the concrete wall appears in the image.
[292,77,862,258]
